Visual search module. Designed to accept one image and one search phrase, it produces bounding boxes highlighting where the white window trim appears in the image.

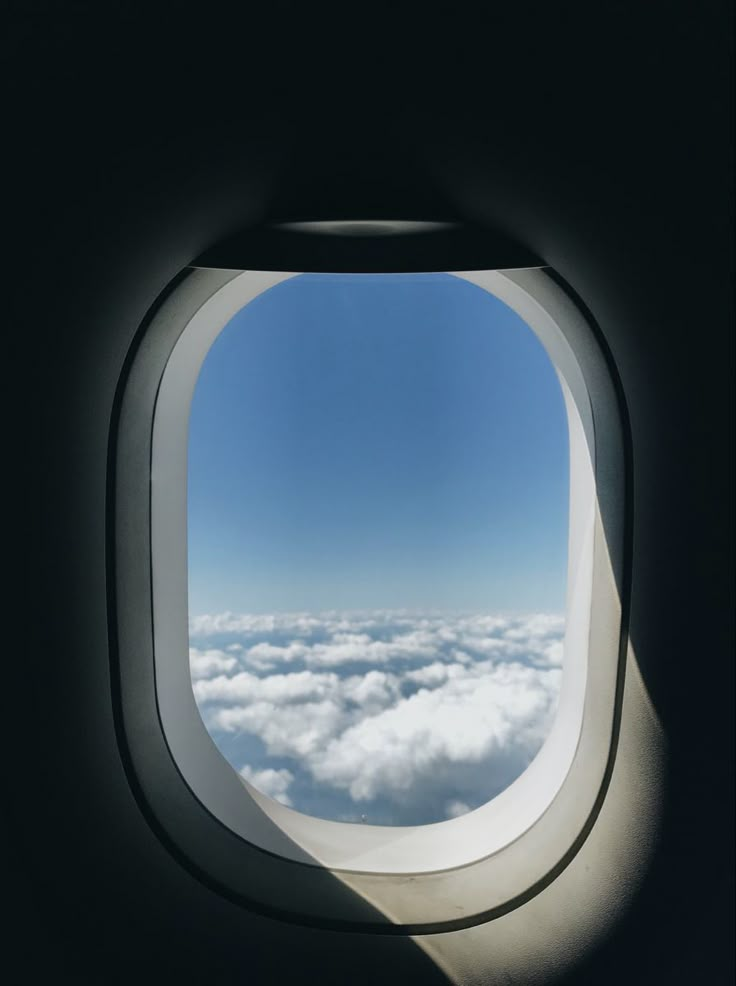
[112,266,626,929]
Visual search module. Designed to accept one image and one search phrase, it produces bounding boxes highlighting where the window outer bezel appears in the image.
[111,265,627,931]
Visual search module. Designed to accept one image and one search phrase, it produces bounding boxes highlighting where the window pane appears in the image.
[188,273,568,825]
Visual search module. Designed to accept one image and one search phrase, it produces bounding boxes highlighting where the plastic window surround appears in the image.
[111,266,625,931]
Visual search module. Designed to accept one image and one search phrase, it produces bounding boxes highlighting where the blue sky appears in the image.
[188,273,568,616]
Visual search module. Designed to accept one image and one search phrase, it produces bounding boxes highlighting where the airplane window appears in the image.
[117,261,621,903]
[187,273,569,826]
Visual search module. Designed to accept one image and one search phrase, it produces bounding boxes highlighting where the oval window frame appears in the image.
[110,264,626,931]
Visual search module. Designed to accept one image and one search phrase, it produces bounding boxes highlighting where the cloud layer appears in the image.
[190,611,563,825]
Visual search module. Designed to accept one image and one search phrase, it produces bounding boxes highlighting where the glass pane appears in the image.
[188,273,568,826]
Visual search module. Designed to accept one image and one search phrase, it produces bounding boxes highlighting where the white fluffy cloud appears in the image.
[189,648,238,680]
[189,610,564,822]
[307,661,558,802]
[445,799,471,819]
[239,765,294,806]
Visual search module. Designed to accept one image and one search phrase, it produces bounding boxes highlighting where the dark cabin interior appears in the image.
[5,3,733,983]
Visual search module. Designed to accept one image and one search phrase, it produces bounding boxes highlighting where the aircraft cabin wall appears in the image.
[6,4,733,984]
